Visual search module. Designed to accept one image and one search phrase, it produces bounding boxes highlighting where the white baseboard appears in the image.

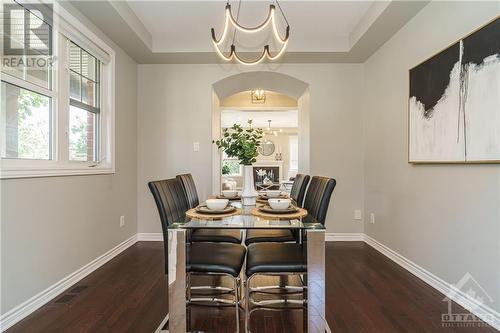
[137,233,163,241]
[0,234,138,332]
[325,232,364,241]
[363,234,500,331]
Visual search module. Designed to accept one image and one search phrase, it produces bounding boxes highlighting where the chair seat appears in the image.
[191,228,242,244]
[245,229,295,245]
[187,242,246,277]
[246,243,306,277]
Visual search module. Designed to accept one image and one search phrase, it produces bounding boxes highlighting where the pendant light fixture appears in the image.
[251,89,266,103]
[265,120,282,136]
[211,0,290,65]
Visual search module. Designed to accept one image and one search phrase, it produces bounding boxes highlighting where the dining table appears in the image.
[167,201,327,333]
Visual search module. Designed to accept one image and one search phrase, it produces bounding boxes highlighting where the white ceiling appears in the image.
[127,1,374,52]
[221,110,298,128]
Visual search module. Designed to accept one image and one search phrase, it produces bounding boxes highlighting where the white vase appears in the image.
[241,165,258,206]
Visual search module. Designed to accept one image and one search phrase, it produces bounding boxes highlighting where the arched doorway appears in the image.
[211,71,310,192]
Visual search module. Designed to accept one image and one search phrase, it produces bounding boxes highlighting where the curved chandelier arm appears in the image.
[272,20,290,44]
[226,4,274,33]
[212,41,235,61]
[265,41,288,60]
[232,45,268,66]
[211,4,289,44]
[211,11,230,45]
[211,43,287,65]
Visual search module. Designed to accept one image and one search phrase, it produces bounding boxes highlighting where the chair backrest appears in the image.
[303,176,336,225]
[176,173,200,209]
[290,174,310,207]
[148,178,189,273]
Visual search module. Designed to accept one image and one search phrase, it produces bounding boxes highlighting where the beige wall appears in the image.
[0,4,138,315]
[363,1,500,312]
[138,64,365,234]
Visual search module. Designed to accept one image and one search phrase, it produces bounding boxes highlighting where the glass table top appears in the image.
[169,202,325,230]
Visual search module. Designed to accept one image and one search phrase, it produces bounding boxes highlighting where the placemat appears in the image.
[251,207,308,220]
[186,207,242,219]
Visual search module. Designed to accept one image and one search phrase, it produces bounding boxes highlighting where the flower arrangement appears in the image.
[213,120,263,165]
[256,169,267,177]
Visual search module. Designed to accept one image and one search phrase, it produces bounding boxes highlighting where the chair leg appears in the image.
[235,277,240,333]
[245,275,252,333]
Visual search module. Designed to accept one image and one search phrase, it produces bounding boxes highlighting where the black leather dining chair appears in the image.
[244,176,336,332]
[176,173,242,244]
[289,173,310,207]
[244,174,310,245]
[148,178,246,332]
[302,176,336,225]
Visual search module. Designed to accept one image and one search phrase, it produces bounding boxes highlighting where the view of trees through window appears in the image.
[69,106,95,161]
[1,82,51,160]
[222,159,241,175]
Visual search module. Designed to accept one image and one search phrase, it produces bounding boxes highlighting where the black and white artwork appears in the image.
[409,17,500,163]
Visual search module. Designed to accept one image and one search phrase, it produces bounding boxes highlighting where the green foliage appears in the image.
[16,89,50,159]
[222,160,240,175]
[214,120,263,165]
[222,164,231,175]
[70,111,89,160]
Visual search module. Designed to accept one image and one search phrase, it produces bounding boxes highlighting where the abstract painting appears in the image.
[409,17,500,163]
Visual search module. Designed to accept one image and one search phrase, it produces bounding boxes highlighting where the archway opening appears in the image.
[211,72,310,192]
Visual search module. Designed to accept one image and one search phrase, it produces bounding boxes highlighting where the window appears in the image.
[2,1,53,89]
[1,82,51,160]
[1,1,115,178]
[68,42,100,162]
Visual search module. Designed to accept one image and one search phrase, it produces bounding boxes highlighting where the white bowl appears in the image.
[221,190,238,199]
[205,199,229,210]
[268,198,291,210]
[265,190,281,198]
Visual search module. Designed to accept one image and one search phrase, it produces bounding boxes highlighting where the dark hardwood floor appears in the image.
[7,241,497,333]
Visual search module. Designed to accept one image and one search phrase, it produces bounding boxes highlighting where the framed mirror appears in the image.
[259,140,275,156]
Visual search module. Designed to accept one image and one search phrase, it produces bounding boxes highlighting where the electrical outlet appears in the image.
[120,216,125,227]
[354,210,362,220]
[193,142,200,152]
[370,213,375,224]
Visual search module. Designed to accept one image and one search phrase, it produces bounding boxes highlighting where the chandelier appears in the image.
[251,89,266,103]
[265,120,282,136]
[211,1,290,65]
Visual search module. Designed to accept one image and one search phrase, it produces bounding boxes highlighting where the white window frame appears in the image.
[1,1,115,179]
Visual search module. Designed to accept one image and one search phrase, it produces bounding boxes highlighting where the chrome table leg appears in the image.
[168,229,187,333]
[306,229,326,333]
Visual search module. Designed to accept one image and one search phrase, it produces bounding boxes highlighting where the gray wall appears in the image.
[137,64,365,234]
[0,4,138,315]
[363,1,500,312]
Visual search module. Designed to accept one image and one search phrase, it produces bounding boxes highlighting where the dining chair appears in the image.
[244,176,336,332]
[176,173,242,244]
[148,178,246,332]
[302,176,337,225]
[289,173,310,207]
[244,174,310,245]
